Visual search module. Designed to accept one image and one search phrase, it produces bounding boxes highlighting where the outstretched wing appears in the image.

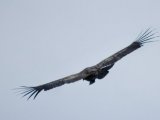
[96,28,158,68]
[17,72,84,100]
[16,28,158,100]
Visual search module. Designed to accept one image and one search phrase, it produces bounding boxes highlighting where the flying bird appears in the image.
[17,28,158,100]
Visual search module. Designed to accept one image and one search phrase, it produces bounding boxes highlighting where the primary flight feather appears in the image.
[17,28,158,100]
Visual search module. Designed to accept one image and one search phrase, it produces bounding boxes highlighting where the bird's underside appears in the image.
[16,28,159,100]
[83,64,114,85]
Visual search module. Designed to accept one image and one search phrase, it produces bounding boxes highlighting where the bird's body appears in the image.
[83,64,114,84]
[17,28,158,100]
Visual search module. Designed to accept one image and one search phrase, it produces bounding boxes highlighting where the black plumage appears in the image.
[16,28,158,100]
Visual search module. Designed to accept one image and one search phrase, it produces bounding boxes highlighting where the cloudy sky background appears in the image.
[0,0,160,120]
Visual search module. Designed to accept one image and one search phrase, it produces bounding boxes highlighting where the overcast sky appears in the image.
[1,0,160,120]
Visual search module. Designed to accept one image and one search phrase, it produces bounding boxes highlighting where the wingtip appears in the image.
[135,28,159,46]
[15,86,43,100]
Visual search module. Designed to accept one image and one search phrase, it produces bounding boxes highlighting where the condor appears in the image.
[17,28,158,100]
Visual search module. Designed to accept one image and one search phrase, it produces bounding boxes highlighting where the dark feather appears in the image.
[97,64,114,79]
[16,28,158,100]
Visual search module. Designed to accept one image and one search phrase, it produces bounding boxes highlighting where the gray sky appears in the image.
[0,0,160,120]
